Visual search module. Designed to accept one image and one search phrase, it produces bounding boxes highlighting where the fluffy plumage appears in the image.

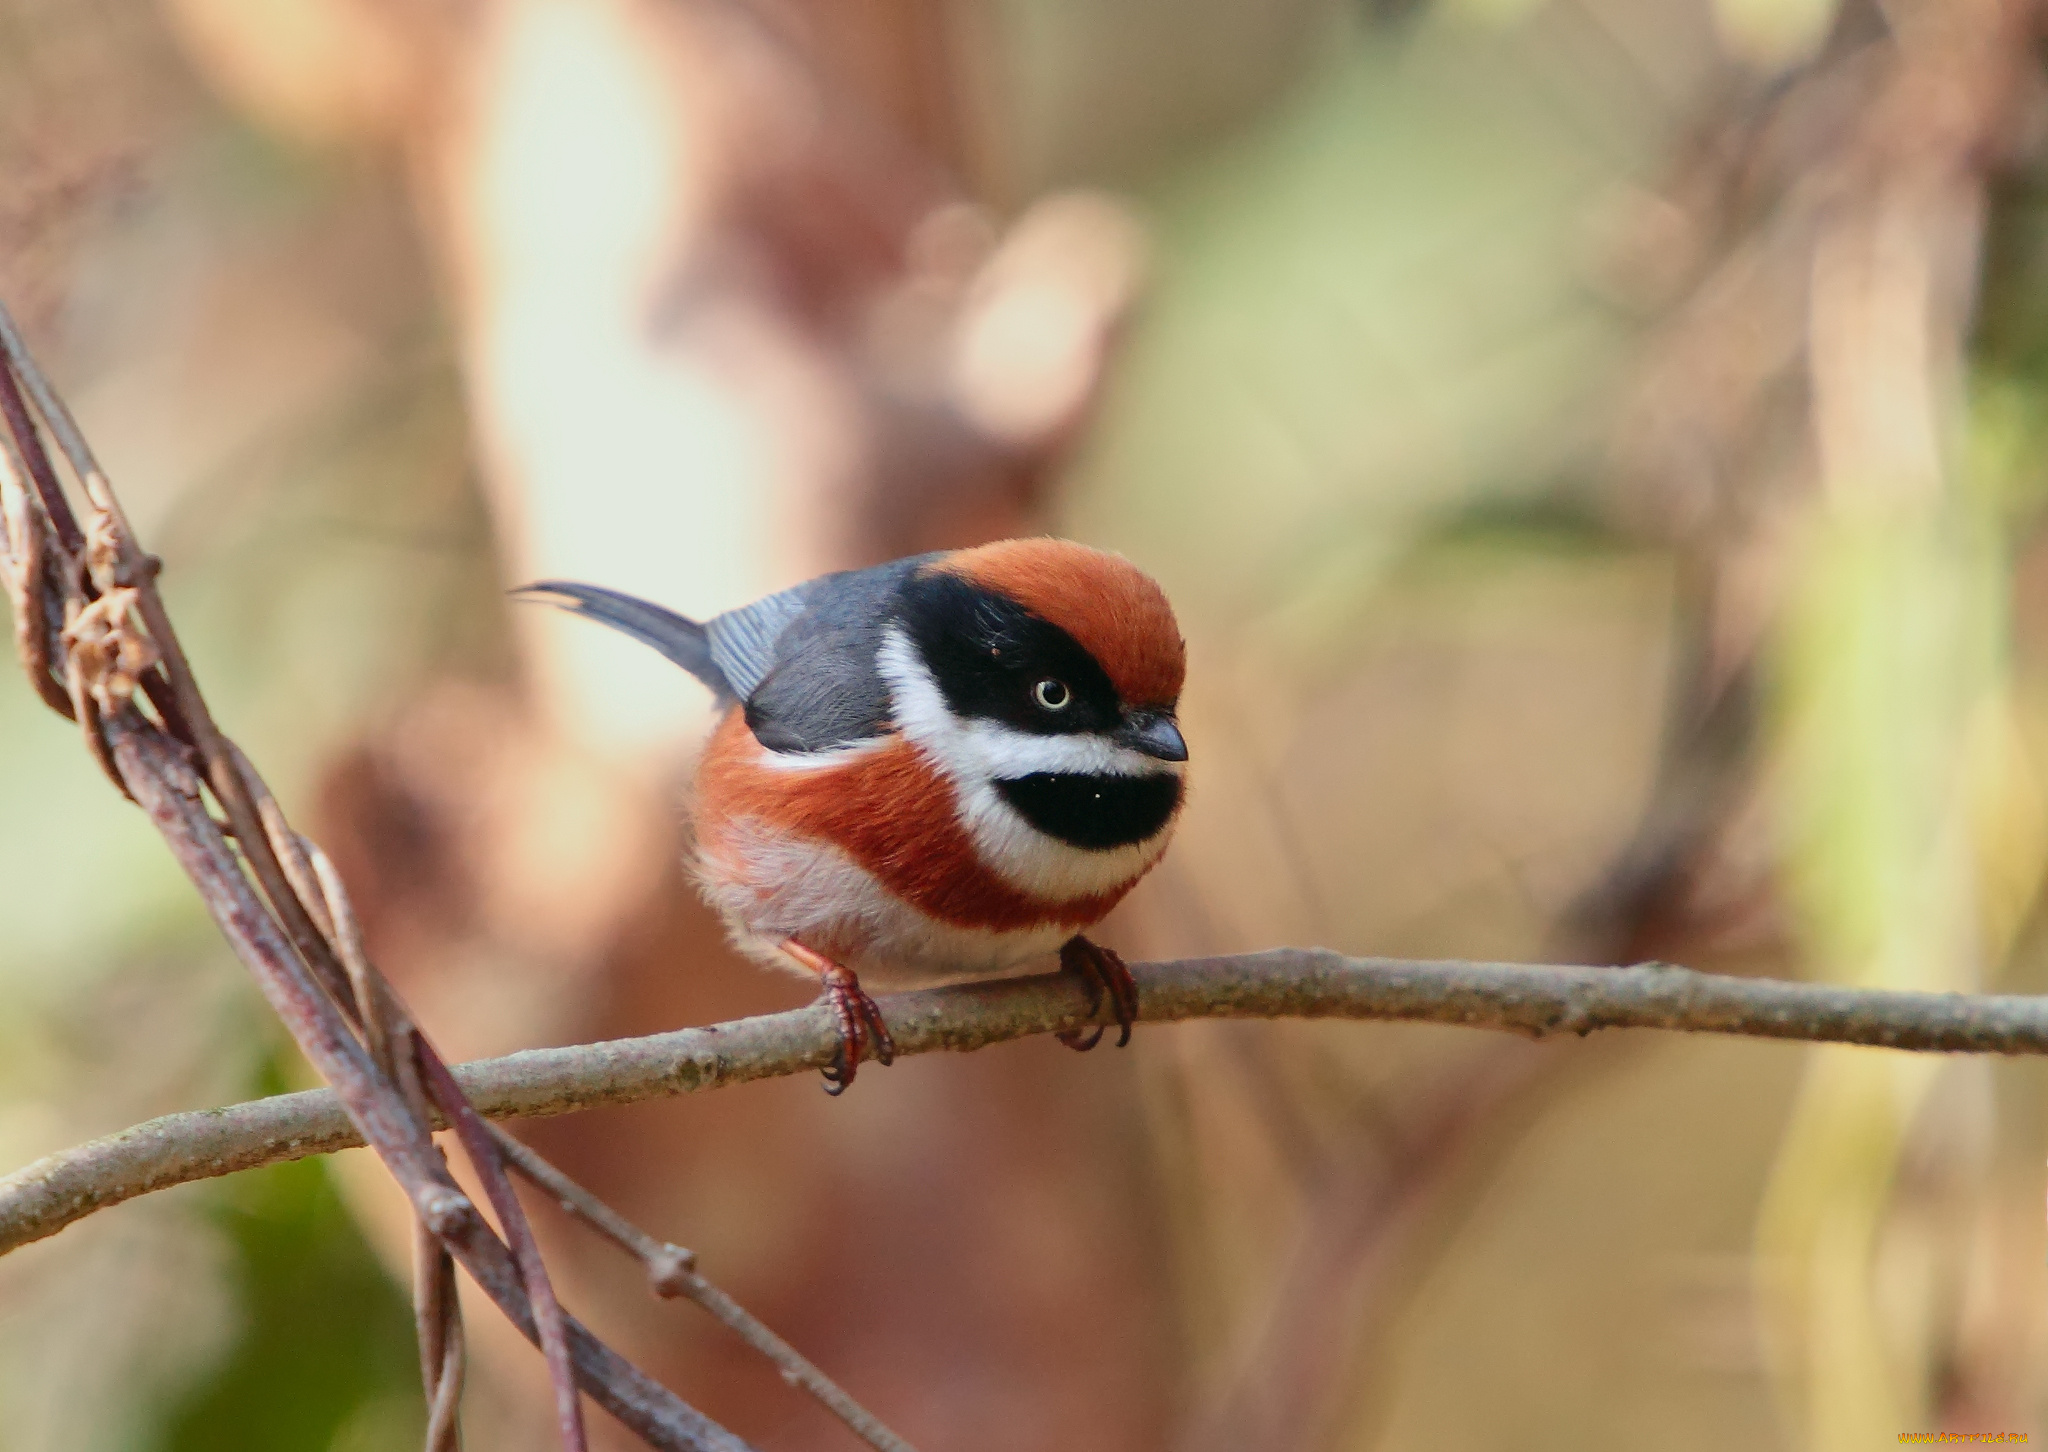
[517,537,1188,1075]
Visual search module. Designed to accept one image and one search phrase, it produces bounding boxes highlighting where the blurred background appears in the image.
[4,0,2048,1448]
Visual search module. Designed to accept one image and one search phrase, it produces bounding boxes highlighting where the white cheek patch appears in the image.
[878,629,1175,781]
[875,627,1181,900]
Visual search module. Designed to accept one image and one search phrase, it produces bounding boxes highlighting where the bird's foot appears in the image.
[1057,936,1138,1051]
[783,941,895,1094]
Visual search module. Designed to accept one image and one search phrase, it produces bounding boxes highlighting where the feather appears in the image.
[705,582,814,699]
[512,581,730,698]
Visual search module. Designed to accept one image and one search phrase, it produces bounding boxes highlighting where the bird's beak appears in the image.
[1118,711,1188,763]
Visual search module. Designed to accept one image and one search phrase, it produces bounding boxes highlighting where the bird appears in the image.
[513,537,1188,1092]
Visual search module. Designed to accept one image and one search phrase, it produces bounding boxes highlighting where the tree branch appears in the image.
[8,949,2048,1257]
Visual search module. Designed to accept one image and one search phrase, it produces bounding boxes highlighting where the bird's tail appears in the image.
[511,580,734,699]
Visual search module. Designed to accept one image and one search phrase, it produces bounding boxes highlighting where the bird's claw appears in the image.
[1057,936,1137,1051]
[816,961,895,1095]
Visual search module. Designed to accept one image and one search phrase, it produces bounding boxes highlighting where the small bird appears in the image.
[515,538,1188,1091]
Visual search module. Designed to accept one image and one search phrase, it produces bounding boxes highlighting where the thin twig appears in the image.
[416,1041,590,1450]
[414,1219,467,1451]
[14,948,2048,1260]
[105,717,750,1452]
[0,418,74,717]
[0,304,736,1452]
[0,349,82,552]
[276,763,586,1452]
[300,824,468,1452]
[490,1127,922,1452]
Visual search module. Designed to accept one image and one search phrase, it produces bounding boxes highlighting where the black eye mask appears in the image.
[895,570,1125,736]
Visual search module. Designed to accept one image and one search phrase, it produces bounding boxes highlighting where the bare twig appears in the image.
[0,413,74,717]
[0,303,736,1452]
[490,1128,923,1452]
[106,717,747,1452]
[415,1040,589,1449]
[0,349,82,552]
[14,948,2048,1261]
[299,821,469,1452]
[414,1218,467,1450]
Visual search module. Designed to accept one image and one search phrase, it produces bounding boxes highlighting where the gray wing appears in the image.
[732,554,937,754]
[519,556,936,752]
[704,582,815,701]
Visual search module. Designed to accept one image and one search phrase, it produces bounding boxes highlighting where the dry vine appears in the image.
[0,301,912,1452]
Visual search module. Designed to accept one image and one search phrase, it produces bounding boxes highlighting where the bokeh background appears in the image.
[5,0,2048,1448]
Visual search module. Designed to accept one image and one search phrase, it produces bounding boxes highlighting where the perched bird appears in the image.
[515,538,1188,1091]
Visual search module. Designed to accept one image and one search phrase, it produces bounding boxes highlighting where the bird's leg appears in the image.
[1057,935,1139,1051]
[781,940,895,1094]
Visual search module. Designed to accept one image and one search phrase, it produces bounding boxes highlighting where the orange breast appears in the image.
[693,710,1135,933]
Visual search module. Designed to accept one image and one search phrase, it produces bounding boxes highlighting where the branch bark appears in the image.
[8,948,2048,1257]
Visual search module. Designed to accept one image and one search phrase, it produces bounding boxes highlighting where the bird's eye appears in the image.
[1033,678,1071,711]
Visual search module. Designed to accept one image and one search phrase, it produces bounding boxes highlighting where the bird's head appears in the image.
[881,539,1188,857]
